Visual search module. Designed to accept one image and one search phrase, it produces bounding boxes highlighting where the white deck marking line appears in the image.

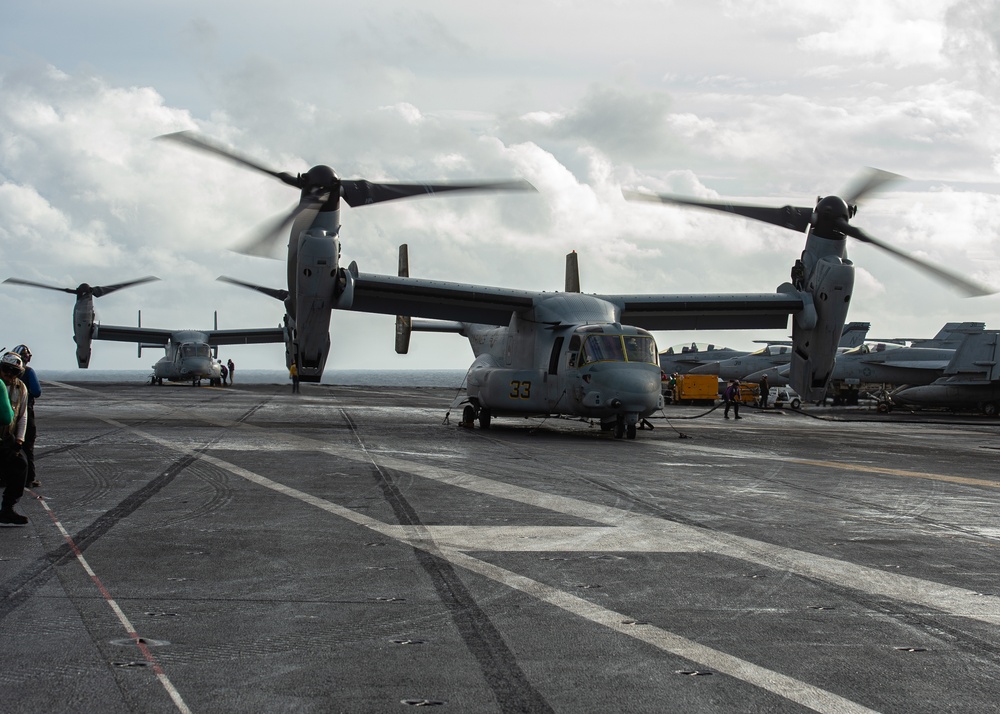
[34,494,193,714]
[97,417,879,714]
[445,549,881,714]
[83,399,1000,627]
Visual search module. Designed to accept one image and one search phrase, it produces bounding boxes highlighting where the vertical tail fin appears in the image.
[565,251,580,293]
[395,244,411,354]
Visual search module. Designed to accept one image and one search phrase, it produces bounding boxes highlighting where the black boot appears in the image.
[0,502,28,526]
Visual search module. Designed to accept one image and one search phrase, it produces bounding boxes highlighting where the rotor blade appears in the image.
[838,219,995,297]
[217,276,289,301]
[2,277,78,294]
[340,179,535,207]
[841,167,904,206]
[622,190,813,233]
[92,276,161,298]
[156,131,301,188]
[231,197,323,258]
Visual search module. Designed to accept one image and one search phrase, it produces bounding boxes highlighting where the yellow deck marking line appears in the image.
[789,458,1000,489]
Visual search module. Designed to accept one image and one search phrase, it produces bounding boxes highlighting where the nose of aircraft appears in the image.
[181,356,214,377]
[590,365,661,412]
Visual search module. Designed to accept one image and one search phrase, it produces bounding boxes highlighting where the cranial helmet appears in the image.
[1,352,24,376]
[11,344,31,363]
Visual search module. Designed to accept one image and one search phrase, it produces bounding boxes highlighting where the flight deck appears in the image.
[2,380,999,713]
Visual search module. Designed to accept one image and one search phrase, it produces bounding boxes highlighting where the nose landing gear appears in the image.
[609,414,638,440]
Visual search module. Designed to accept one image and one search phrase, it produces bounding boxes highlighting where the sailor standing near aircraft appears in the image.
[0,352,29,525]
[227,359,235,385]
[723,379,742,420]
[11,345,40,487]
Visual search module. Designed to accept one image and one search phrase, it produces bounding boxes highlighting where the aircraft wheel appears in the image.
[982,402,998,417]
[626,423,637,440]
[614,418,625,439]
[462,404,476,427]
[478,409,491,429]
[876,402,890,413]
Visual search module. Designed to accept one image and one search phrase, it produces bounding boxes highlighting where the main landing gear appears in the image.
[461,403,491,430]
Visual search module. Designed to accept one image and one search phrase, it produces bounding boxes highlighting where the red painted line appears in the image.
[30,491,192,713]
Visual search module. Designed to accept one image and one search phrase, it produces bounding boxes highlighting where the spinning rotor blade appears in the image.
[625,168,995,297]
[340,179,535,207]
[91,276,161,297]
[836,220,995,297]
[3,277,79,295]
[3,275,159,297]
[841,167,903,206]
[217,276,289,301]
[157,131,300,188]
[622,190,813,233]
[231,197,324,258]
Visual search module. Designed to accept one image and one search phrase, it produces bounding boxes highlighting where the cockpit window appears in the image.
[181,343,210,358]
[579,334,657,365]
[581,335,625,364]
[624,335,657,364]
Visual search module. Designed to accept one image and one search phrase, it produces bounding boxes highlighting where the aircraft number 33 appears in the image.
[509,380,532,399]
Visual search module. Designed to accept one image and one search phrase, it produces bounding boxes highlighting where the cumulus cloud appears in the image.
[2,1,999,371]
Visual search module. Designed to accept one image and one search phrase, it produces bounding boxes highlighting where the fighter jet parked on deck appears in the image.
[690,323,871,381]
[891,331,1000,415]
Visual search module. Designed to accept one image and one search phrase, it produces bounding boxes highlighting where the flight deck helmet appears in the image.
[11,344,31,363]
[1,352,24,378]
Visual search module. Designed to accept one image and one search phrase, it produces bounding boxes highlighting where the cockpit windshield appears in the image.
[580,334,657,365]
[181,343,211,358]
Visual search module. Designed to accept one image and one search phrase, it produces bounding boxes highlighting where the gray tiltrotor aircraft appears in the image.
[98,313,283,385]
[322,232,860,438]
[3,276,283,384]
[159,131,536,383]
[3,276,159,368]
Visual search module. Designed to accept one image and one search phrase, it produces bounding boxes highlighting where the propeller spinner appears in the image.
[624,169,994,297]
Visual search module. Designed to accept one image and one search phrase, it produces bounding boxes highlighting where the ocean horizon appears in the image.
[42,369,470,388]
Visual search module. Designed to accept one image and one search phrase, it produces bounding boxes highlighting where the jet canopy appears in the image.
[841,342,904,356]
[749,344,793,357]
[661,342,730,355]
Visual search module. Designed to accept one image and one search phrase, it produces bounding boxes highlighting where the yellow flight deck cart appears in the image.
[668,374,719,405]
[737,383,759,405]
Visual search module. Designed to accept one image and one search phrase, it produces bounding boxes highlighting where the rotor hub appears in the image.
[302,165,339,191]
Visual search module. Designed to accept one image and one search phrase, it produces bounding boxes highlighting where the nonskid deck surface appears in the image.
[3,381,1000,713]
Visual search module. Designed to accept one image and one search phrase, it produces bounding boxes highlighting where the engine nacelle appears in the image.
[293,228,339,382]
[787,255,855,401]
[72,296,96,368]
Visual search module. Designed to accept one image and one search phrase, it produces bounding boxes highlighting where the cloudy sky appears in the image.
[2,0,999,374]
